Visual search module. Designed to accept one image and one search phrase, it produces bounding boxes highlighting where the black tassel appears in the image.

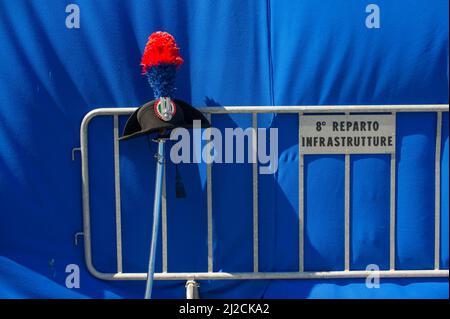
[175,164,186,198]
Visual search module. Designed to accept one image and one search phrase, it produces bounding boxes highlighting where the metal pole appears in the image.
[144,138,165,299]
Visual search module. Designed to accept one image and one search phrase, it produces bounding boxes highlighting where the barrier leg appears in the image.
[186,280,200,299]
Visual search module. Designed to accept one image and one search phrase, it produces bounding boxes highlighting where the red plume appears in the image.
[140,31,184,74]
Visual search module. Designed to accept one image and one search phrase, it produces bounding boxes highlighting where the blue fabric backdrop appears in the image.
[0,0,448,298]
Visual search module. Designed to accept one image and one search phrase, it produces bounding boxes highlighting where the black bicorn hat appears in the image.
[120,98,210,141]
[121,31,210,141]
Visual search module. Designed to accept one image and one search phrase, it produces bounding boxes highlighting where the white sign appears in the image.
[299,114,395,154]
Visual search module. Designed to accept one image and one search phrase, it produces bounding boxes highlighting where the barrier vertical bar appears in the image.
[298,113,304,272]
[206,114,213,272]
[390,112,397,270]
[252,113,259,273]
[162,163,168,273]
[344,153,350,271]
[344,112,351,271]
[113,115,123,273]
[434,111,442,270]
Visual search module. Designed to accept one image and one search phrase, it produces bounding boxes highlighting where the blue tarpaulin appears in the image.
[0,0,448,298]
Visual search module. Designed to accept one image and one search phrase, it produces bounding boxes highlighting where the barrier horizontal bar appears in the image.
[90,270,449,281]
[82,104,449,119]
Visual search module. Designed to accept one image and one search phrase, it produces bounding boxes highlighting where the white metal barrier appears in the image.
[76,104,449,288]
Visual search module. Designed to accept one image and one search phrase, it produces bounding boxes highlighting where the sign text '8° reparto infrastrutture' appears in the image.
[299,114,396,154]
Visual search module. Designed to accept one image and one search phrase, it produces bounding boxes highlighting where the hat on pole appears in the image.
[121,31,210,140]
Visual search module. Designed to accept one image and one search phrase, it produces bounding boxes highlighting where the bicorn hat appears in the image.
[120,32,210,141]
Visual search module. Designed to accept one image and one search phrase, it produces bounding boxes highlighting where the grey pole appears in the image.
[144,138,165,299]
